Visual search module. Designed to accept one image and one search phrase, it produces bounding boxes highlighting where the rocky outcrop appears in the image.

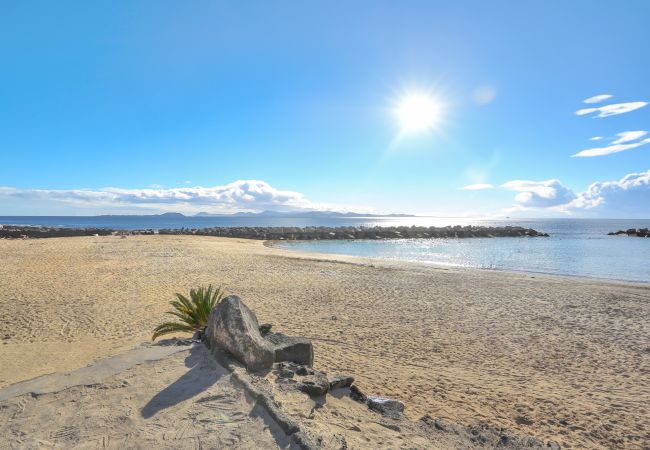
[205,296,275,372]
[608,228,649,237]
[205,297,315,371]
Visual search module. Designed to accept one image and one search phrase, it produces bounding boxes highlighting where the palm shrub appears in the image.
[152,285,225,341]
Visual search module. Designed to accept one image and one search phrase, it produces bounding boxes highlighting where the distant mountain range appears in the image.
[194,210,415,218]
[98,211,414,218]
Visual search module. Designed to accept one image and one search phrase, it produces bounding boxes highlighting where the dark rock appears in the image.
[277,368,295,379]
[349,385,367,403]
[547,441,561,450]
[329,375,354,389]
[297,372,330,397]
[192,327,205,341]
[367,396,405,418]
[295,365,312,376]
[205,295,275,372]
[258,323,273,336]
[265,332,314,366]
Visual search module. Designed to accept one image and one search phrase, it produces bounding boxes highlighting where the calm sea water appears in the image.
[275,218,650,283]
[1,216,648,283]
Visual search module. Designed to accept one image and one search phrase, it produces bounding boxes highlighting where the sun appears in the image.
[394,92,441,135]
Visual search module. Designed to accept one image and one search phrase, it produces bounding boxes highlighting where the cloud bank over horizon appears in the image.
[0,180,365,215]
[2,171,649,218]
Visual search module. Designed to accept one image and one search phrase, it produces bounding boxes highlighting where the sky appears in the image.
[1,1,649,217]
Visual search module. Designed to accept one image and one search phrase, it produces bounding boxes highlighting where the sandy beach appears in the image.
[0,235,648,449]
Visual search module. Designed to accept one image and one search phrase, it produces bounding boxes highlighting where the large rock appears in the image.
[265,332,314,366]
[205,296,275,371]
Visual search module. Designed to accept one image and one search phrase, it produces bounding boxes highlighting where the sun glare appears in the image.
[394,92,441,135]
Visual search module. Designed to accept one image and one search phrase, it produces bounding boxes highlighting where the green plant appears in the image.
[152,285,225,341]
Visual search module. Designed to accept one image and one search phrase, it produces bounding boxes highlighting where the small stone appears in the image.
[330,375,354,389]
[295,366,312,376]
[547,441,561,450]
[367,396,405,418]
[349,385,367,403]
[276,369,295,379]
[297,373,330,397]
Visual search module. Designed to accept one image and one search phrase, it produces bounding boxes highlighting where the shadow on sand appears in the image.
[141,345,227,419]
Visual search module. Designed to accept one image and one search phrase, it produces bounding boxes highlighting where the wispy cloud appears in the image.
[589,136,603,141]
[573,136,650,157]
[612,130,648,145]
[0,180,361,214]
[575,101,647,118]
[462,183,494,190]
[582,94,613,104]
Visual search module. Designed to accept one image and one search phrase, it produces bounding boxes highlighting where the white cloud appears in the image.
[589,136,603,141]
[500,170,650,217]
[0,180,356,214]
[612,130,648,145]
[572,137,650,157]
[583,94,613,104]
[575,101,647,118]
[566,170,650,216]
[462,183,494,190]
[501,179,576,208]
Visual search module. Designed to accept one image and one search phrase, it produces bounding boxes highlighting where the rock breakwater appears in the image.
[0,224,549,240]
[608,228,649,237]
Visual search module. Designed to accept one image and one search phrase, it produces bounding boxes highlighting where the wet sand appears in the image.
[0,235,648,449]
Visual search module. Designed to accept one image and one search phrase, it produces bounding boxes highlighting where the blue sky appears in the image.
[1,1,649,217]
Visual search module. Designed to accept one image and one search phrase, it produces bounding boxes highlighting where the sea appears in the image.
[1,216,649,283]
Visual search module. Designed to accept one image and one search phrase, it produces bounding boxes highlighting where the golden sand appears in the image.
[0,235,648,449]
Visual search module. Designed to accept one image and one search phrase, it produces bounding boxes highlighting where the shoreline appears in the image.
[266,239,650,287]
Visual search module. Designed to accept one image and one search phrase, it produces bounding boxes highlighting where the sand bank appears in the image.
[0,235,648,448]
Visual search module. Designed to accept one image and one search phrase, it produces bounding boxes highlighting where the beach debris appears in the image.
[265,332,314,367]
[206,295,276,371]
